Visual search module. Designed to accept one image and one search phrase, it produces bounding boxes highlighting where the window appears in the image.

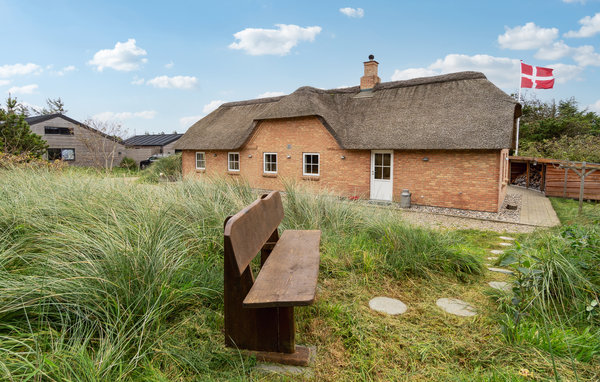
[228,152,240,171]
[44,126,73,135]
[47,148,75,161]
[195,152,206,169]
[373,153,391,180]
[263,153,277,174]
[303,153,320,176]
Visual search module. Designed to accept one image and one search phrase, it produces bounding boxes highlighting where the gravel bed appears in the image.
[399,211,537,233]
[406,192,522,223]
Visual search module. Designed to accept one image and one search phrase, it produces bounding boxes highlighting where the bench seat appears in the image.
[243,230,321,308]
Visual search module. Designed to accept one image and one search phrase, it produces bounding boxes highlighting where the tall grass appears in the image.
[0,168,483,379]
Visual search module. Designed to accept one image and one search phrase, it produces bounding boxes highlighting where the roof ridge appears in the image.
[217,71,488,109]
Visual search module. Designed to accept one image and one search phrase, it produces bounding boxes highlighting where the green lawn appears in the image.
[0,168,598,381]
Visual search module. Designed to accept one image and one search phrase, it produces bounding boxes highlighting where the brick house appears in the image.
[26,114,126,167]
[175,58,521,212]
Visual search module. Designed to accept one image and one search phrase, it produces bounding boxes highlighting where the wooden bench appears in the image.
[223,191,321,366]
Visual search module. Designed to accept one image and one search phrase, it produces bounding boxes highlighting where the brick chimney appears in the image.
[360,54,381,91]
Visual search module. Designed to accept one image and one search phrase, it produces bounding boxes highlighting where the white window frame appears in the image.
[195,152,206,170]
[302,153,320,176]
[228,152,240,172]
[263,152,278,174]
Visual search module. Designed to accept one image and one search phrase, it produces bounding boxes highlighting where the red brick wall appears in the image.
[393,150,502,212]
[181,116,505,212]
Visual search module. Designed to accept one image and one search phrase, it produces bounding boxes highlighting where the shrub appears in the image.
[119,156,137,170]
[138,153,182,183]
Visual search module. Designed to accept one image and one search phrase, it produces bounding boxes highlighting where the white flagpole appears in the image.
[515,60,522,156]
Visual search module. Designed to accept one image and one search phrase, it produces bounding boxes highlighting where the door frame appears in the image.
[370,150,394,201]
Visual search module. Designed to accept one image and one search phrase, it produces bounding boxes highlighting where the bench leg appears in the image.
[278,306,295,353]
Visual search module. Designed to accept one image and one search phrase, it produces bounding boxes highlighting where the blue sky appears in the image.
[1,0,599,135]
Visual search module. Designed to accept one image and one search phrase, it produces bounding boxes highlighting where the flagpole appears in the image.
[515,60,522,156]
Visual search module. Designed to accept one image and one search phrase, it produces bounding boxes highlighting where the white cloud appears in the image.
[7,84,38,95]
[203,100,225,114]
[165,61,174,69]
[498,22,559,50]
[572,45,600,66]
[589,99,600,112]
[562,0,586,3]
[339,7,364,18]
[54,65,76,76]
[88,39,148,71]
[391,54,524,88]
[0,80,9,86]
[229,24,322,55]
[391,68,438,81]
[179,115,203,127]
[131,77,145,85]
[565,12,600,37]
[146,75,198,89]
[257,91,286,98]
[93,110,157,121]
[552,63,584,83]
[0,63,42,78]
[535,41,572,60]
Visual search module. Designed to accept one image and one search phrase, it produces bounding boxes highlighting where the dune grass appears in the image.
[0,168,597,380]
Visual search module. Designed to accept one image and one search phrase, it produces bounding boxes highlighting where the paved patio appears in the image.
[507,186,560,227]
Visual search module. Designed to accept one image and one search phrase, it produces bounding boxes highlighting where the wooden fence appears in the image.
[509,156,600,201]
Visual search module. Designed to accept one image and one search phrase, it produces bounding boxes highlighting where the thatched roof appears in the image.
[175,72,521,151]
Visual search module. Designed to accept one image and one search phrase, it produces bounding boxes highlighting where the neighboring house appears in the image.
[175,57,521,212]
[26,114,126,167]
[122,134,182,165]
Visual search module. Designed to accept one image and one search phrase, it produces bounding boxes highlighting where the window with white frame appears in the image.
[303,153,320,176]
[263,153,277,174]
[195,152,206,169]
[228,152,240,171]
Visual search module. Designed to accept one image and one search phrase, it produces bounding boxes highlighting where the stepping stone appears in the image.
[369,297,407,315]
[490,249,504,255]
[489,281,512,292]
[499,236,515,241]
[255,364,314,378]
[488,267,514,274]
[499,242,513,247]
[436,298,477,317]
[487,257,498,260]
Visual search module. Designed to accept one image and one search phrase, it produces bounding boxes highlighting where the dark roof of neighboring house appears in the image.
[175,71,521,151]
[123,134,183,147]
[25,113,123,143]
[25,113,83,127]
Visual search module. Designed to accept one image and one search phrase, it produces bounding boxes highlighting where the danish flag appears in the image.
[520,62,554,89]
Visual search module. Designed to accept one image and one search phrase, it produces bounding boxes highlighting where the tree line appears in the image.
[517,95,600,163]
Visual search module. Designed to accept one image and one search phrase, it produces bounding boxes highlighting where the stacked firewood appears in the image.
[512,168,542,190]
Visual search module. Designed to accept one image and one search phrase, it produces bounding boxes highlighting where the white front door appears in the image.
[370,150,393,201]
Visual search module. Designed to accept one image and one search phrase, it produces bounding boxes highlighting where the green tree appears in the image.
[0,96,48,157]
[30,97,68,115]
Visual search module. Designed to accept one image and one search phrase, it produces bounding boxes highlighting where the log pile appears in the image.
[512,167,542,190]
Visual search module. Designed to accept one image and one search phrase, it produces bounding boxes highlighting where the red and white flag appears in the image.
[521,62,554,89]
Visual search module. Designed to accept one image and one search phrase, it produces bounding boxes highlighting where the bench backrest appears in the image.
[224,191,284,275]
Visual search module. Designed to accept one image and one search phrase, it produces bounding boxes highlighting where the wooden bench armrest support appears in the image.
[243,230,321,308]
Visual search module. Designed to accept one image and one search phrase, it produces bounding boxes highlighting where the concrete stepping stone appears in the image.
[487,256,498,260]
[436,298,477,317]
[255,364,314,378]
[488,267,514,275]
[490,249,504,255]
[488,281,512,292]
[499,242,513,247]
[369,297,407,315]
[499,236,515,241]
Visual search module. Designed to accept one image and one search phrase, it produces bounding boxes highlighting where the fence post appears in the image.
[578,162,586,216]
[563,168,568,198]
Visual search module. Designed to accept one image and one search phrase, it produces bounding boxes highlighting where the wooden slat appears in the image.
[244,230,321,308]
[225,191,284,275]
